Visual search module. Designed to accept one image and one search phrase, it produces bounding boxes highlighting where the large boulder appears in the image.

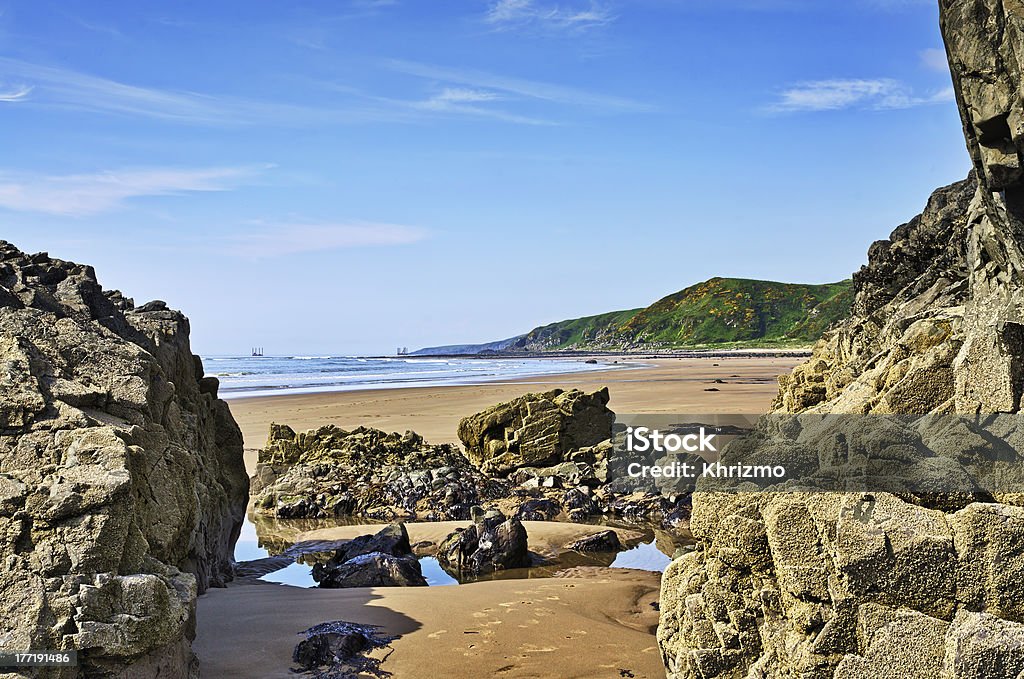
[0,242,247,677]
[437,509,530,575]
[457,387,614,475]
[312,523,427,588]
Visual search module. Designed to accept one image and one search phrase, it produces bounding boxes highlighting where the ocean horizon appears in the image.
[202,354,625,399]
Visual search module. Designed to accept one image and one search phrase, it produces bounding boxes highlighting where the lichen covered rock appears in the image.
[457,387,614,475]
[657,488,1024,677]
[0,242,247,677]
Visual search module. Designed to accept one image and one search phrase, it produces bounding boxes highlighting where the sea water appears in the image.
[202,355,623,399]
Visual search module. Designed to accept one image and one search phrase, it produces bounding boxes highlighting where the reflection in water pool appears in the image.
[261,561,317,587]
[234,516,270,562]
[419,557,459,586]
[250,542,674,588]
[257,557,459,588]
[610,541,673,572]
[237,512,685,588]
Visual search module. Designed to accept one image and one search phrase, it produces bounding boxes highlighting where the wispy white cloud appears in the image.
[919,47,949,72]
[0,84,31,102]
[0,56,585,127]
[225,221,428,258]
[408,86,553,124]
[0,54,646,129]
[0,58,350,125]
[0,165,264,216]
[485,0,614,34]
[64,15,125,40]
[321,78,553,124]
[428,88,503,105]
[286,0,401,50]
[385,59,652,113]
[765,78,955,113]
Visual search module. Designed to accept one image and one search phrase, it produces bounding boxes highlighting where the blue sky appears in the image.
[0,0,968,355]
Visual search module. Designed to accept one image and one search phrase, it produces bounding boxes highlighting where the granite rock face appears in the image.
[0,242,247,677]
[457,387,614,475]
[942,0,1024,414]
[658,2,1024,676]
[657,478,1024,678]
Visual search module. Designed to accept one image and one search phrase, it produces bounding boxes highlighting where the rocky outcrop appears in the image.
[437,509,530,575]
[457,387,614,475]
[658,2,1024,677]
[777,0,1024,417]
[251,418,690,530]
[251,424,508,521]
[941,0,1024,414]
[0,242,247,677]
[656,441,1024,678]
[312,524,427,588]
[775,176,975,414]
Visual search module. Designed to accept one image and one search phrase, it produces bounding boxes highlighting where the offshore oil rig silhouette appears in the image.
[251,347,264,357]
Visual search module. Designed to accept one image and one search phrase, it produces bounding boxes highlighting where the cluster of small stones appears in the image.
[250,424,509,521]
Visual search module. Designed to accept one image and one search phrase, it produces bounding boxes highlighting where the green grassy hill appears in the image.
[506,277,853,352]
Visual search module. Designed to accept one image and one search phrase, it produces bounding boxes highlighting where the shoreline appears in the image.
[216,355,643,401]
[373,347,814,359]
[208,350,812,402]
[228,355,800,474]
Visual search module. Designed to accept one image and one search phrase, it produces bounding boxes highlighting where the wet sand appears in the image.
[195,567,663,679]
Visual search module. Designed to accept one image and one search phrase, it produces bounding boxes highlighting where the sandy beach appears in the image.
[196,355,797,678]
[195,568,664,679]
[229,356,801,471]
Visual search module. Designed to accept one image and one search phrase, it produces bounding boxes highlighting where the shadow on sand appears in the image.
[193,575,423,678]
